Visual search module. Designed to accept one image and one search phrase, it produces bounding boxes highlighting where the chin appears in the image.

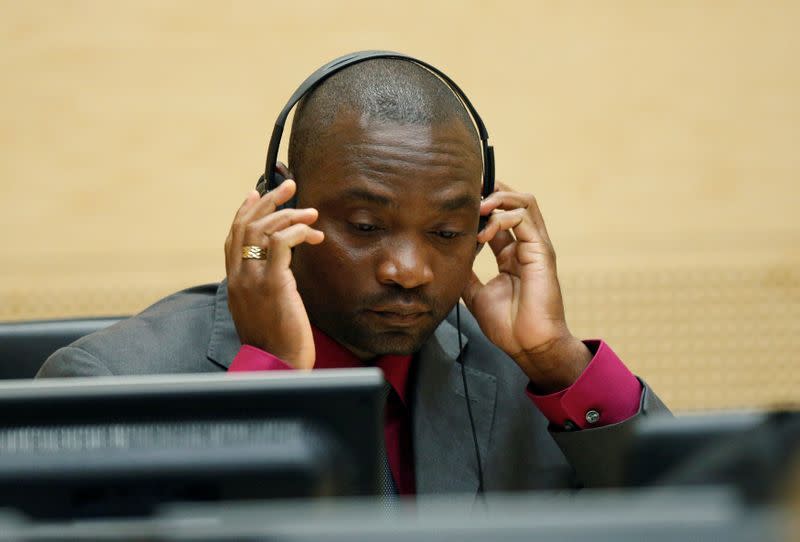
[316,312,442,359]
[357,331,424,357]
[341,325,438,358]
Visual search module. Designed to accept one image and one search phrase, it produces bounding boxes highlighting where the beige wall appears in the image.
[1,1,798,411]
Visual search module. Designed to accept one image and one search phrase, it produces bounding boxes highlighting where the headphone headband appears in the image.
[261,50,494,199]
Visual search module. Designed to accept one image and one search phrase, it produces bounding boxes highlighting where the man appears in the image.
[38,58,668,495]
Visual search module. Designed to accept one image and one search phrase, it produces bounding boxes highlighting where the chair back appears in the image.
[0,317,122,379]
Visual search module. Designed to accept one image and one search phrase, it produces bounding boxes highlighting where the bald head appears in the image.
[287,58,481,183]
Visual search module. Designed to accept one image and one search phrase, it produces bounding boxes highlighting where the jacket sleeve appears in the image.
[36,346,114,378]
[549,380,671,487]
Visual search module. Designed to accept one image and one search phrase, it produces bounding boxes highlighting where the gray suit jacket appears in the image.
[38,282,669,493]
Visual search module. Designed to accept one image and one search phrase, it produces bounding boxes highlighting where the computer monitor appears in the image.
[0,489,779,542]
[0,369,385,519]
[624,410,800,503]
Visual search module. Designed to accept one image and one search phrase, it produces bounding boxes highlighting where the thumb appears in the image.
[461,270,485,312]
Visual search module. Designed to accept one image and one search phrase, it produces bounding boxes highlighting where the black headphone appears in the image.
[255,50,495,230]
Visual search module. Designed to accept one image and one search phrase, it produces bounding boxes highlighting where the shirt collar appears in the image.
[312,326,413,406]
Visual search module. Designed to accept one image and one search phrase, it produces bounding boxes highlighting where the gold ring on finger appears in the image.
[241,245,268,260]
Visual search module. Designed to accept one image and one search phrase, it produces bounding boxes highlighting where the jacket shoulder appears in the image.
[38,283,223,377]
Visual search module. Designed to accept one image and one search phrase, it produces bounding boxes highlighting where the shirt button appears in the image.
[585,410,601,424]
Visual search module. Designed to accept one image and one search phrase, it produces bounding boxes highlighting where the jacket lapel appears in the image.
[205,281,241,370]
[412,316,498,495]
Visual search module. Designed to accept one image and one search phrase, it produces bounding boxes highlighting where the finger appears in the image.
[231,179,299,262]
[527,197,552,245]
[479,210,526,261]
[495,180,515,192]
[488,230,515,258]
[460,270,485,311]
[227,190,262,275]
[232,189,262,224]
[479,204,553,263]
[234,183,292,249]
[267,223,325,269]
[477,208,525,245]
[481,191,552,245]
[242,208,319,245]
[479,181,518,219]
[481,191,534,214]
[229,181,298,274]
[240,178,298,224]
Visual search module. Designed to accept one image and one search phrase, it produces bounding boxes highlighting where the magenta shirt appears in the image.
[228,330,642,494]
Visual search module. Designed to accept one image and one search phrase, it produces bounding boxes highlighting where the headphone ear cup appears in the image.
[255,174,268,196]
[255,171,297,209]
[270,171,287,192]
[273,172,298,210]
[256,170,290,194]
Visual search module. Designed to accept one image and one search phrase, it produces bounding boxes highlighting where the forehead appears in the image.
[301,111,483,202]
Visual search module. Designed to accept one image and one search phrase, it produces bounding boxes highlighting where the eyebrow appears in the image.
[339,187,478,212]
[436,193,479,212]
[339,187,396,208]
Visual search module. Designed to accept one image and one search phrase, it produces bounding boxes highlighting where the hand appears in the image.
[461,182,592,393]
[224,165,324,370]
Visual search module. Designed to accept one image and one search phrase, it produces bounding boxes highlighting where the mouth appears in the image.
[366,306,431,327]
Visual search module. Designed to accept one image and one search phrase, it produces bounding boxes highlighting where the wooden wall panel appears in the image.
[1,1,798,410]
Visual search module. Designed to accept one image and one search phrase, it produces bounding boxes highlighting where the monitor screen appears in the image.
[623,410,800,503]
[0,369,384,519]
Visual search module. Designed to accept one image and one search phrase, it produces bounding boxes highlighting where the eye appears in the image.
[433,230,462,240]
[351,222,380,233]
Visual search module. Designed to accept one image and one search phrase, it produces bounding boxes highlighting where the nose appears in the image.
[376,237,434,289]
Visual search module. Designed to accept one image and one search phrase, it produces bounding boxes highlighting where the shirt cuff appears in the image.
[228,345,294,372]
[526,340,642,429]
